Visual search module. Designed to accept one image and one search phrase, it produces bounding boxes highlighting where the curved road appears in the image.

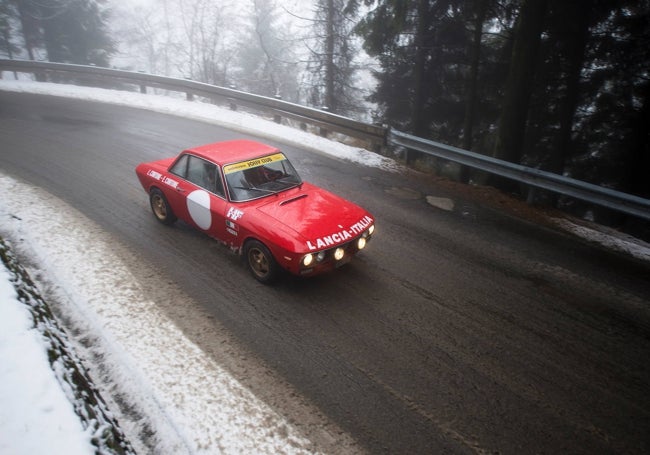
[2,91,650,453]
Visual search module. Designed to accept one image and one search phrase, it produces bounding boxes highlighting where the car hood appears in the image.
[255,184,373,251]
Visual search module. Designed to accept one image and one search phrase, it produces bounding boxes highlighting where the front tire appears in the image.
[149,188,177,225]
[244,240,280,284]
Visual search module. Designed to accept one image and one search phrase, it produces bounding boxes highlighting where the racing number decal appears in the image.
[225,207,244,236]
[227,207,244,221]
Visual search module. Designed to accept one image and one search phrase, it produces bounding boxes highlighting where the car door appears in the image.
[169,154,228,240]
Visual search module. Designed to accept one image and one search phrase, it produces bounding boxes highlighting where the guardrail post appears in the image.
[526,187,537,205]
[273,94,282,123]
[404,148,415,165]
[35,69,46,82]
[137,71,147,93]
[319,106,329,137]
[184,78,194,100]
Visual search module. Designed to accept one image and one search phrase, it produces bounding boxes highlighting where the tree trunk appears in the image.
[548,0,592,176]
[324,0,336,112]
[625,79,650,198]
[411,0,430,137]
[14,0,37,61]
[491,0,547,190]
[460,0,489,183]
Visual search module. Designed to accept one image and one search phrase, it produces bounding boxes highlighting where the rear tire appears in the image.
[244,240,280,284]
[149,188,177,225]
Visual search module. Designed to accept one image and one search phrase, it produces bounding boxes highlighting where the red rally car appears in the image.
[135,140,375,283]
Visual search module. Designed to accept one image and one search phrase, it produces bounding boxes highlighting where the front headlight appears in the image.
[357,237,367,250]
[334,247,345,261]
[302,253,314,267]
[368,224,375,235]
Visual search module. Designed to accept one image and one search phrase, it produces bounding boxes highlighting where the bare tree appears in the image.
[177,0,235,85]
[233,0,300,100]
[112,0,240,85]
[112,0,181,75]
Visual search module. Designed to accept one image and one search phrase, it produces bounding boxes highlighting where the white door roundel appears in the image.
[186,190,212,230]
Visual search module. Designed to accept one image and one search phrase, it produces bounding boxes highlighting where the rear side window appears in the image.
[170,154,189,178]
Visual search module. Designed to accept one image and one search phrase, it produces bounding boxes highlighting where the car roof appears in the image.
[184,140,280,167]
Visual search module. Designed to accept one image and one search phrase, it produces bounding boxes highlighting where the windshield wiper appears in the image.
[232,186,277,194]
[276,176,301,185]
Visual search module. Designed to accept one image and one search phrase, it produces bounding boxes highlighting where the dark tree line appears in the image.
[0,0,113,66]
[350,0,650,218]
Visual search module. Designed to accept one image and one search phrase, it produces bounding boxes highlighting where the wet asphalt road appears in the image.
[1,91,649,454]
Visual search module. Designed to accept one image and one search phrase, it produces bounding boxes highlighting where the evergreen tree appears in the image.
[521,0,650,205]
[306,0,361,116]
[5,0,114,65]
[42,0,114,65]
[353,0,495,143]
[0,0,19,59]
[491,0,547,173]
[10,0,42,60]
[569,0,650,197]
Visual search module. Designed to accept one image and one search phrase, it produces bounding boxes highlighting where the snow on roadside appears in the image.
[552,218,650,263]
[1,238,134,455]
[0,174,322,453]
[0,261,96,455]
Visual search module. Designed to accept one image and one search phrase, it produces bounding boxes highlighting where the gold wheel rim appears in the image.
[152,194,167,220]
[248,247,269,277]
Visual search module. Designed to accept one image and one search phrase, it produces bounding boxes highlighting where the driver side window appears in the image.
[187,156,224,197]
[171,154,224,197]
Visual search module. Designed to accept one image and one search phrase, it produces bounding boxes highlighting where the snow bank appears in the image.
[553,219,650,263]
[0,174,326,453]
[0,253,95,455]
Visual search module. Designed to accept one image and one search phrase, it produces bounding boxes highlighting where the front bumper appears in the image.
[298,230,373,276]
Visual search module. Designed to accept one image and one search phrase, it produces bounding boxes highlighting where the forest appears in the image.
[1,0,649,225]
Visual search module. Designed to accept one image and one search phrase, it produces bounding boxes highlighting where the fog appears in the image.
[108,0,317,100]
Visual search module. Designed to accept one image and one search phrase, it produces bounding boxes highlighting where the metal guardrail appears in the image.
[390,130,650,221]
[2,58,649,221]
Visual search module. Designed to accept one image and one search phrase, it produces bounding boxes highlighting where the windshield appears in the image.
[223,153,302,202]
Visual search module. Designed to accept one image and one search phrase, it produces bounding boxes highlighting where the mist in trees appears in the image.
[0,0,114,65]
[233,0,301,101]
